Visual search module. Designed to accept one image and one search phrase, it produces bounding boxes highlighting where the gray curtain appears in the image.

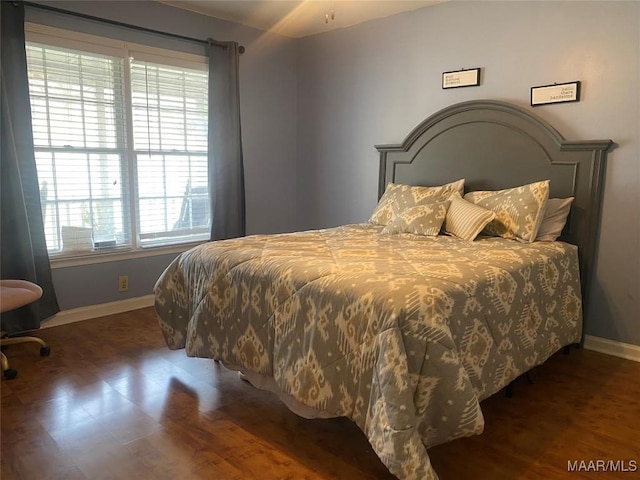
[1,1,60,333]
[207,39,246,240]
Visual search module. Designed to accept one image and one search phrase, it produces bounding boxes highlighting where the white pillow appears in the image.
[535,197,574,241]
[444,192,496,241]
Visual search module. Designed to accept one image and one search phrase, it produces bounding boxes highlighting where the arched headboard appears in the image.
[375,100,613,318]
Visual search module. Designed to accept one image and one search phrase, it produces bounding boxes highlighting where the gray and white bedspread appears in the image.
[154,224,582,480]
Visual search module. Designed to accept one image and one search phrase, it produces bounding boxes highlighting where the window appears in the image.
[131,60,209,246]
[25,27,209,258]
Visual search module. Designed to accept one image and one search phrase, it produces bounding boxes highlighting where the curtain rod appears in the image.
[22,1,246,54]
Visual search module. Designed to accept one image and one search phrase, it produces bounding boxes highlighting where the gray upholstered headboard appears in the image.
[375,100,612,315]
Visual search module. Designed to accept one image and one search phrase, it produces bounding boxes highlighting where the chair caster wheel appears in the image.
[4,368,18,380]
[40,346,51,357]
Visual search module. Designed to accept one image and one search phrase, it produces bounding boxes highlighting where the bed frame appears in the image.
[155,99,613,480]
[375,100,613,332]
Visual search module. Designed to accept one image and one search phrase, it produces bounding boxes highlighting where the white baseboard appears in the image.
[584,335,640,363]
[43,294,155,329]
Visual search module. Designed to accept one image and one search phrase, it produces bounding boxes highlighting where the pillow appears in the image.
[535,197,574,241]
[369,179,464,226]
[444,192,496,241]
[464,180,550,243]
[381,201,450,236]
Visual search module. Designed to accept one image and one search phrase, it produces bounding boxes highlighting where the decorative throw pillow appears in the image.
[535,197,574,241]
[444,192,496,241]
[464,180,550,243]
[369,179,464,226]
[381,201,450,236]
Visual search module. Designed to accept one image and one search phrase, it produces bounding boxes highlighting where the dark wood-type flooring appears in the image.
[1,307,639,479]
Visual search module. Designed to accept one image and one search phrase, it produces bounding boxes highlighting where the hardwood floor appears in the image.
[1,307,638,480]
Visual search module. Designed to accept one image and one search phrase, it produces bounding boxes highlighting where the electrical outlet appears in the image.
[118,275,129,292]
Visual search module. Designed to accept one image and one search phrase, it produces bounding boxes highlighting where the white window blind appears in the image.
[131,59,209,246]
[27,43,129,253]
[25,33,209,257]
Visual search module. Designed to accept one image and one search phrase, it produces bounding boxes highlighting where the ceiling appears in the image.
[159,0,445,38]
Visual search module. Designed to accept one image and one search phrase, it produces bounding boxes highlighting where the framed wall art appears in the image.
[442,68,481,89]
[531,81,581,106]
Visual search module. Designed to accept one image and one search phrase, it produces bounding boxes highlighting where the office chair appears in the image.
[0,280,51,380]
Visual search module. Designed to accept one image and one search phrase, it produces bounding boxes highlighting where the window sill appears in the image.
[49,241,207,269]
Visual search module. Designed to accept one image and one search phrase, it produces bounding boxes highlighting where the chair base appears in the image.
[1,335,51,380]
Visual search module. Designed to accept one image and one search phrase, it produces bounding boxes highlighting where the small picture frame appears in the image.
[531,81,581,106]
[442,68,481,89]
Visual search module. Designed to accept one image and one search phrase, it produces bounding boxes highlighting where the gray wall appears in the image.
[29,1,639,346]
[51,253,179,309]
[296,1,640,346]
[28,1,298,309]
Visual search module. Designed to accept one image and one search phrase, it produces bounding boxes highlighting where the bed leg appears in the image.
[563,343,581,355]
[505,382,514,399]
[505,371,534,398]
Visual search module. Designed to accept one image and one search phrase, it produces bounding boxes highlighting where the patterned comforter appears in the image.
[154,224,582,480]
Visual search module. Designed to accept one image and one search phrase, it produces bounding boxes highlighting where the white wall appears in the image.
[296,1,640,345]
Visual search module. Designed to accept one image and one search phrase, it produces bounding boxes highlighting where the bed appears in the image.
[154,100,613,480]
